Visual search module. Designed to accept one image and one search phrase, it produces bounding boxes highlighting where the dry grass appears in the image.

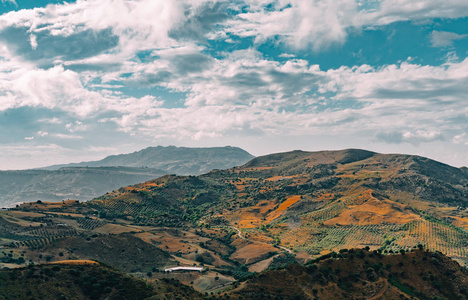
[0,213,42,227]
[234,201,277,229]
[324,199,421,226]
[93,223,139,234]
[265,175,297,182]
[248,254,278,272]
[230,241,278,265]
[2,211,46,218]
[450,216,468,229]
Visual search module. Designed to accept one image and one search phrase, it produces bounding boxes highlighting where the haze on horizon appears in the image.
[0,0,467,170]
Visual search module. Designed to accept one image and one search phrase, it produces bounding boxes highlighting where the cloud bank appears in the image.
[0,0,467,168]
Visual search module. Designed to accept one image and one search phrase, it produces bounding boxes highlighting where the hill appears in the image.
[2,148,468,297]
[1,250,467,299]
[43,145,255,175]
[231,248,468,299]
[81,149,468,264]
[0,146,254,208]
[0,167,165,208]
[0,262,201,299]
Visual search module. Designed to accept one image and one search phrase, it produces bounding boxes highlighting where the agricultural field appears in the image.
[1,149,468,294]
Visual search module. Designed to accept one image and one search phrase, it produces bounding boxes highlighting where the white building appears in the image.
[164,266,203,272]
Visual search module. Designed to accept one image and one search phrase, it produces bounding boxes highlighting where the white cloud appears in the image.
[453,133,468,145]
[279,53,296,58]
[38,117,62,124]
[225,0,360,51]
[29,34,37,50]
[0,65,164,125]
[366,0,468,24]
[2,0,466,63]
[66,121,87,133]
[430,30,468,48]
[0,0,467,169]
[402,130,444,144]
[51,133,83,139]
[221,0,468,50]
[0,0,228,69]
[105,51,468,144]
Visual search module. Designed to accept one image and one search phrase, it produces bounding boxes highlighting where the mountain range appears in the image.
[0,146,254,208]
[42,145,255,175]
[1,148,468,299]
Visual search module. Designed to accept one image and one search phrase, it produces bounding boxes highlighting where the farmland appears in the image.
[1,149,468,295]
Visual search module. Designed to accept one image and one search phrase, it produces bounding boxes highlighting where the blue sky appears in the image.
[0,0,467,169]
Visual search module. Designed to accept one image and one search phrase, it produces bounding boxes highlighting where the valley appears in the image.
[0,146,254,208]
[1,149,468,299]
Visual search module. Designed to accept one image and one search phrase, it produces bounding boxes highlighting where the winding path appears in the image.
[231,226,292,254]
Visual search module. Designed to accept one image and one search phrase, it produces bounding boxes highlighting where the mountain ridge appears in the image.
[2,148,468,298]
[0,146,254,208]
[42,145,255,175]
[81,148,468,264]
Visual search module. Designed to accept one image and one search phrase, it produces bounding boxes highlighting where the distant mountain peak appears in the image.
[42,145,255,175]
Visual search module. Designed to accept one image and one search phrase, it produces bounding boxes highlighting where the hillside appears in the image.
[1,148,468,298]
[82,149,468,264]
[0,262,201,299]
[43,145,255,175]
[0,146,254,208]
[0,167,165,208]
[1,250,467,299]
[232,248,468,299]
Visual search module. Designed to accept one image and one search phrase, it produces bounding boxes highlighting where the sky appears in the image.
[0,0,467,169]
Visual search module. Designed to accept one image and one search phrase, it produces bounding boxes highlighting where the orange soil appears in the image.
[140,182,164,188]
[230,242,278,265]
[231,178,256,191]
[324,199,421,226]
[316,193,336,201]
[265,195,301,223]
[236,201,277,228]
[245,231,275,244]
[277,195,301,211]
[234,184,246,191]
[280,227,319,247]
[265,175,296,182]
[136,230,212,254]
[450,216,468,229]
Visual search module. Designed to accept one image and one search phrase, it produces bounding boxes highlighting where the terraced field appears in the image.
[1,149,467,295]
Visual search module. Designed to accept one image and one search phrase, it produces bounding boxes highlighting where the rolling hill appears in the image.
[232,248,468,299]
[82,149,468,264]
[0,146,254,208]
[1,249,467,299]
[0,262,201,299]
[0,167,165,208]
[1,148,468,299]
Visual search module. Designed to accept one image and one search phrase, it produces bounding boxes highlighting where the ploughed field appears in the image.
[1,149,468,297]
